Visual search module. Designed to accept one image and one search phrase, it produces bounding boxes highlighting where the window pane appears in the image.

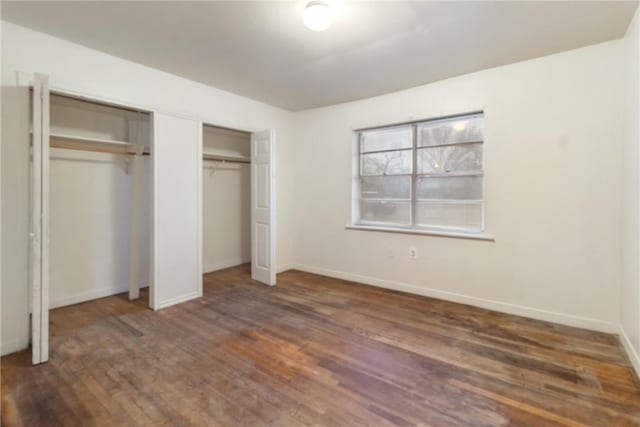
[417,175,482,200]
[361,150,412,176]
[418,115,483,147]
[360,176,411,199]
[416,202,483,230]
[359,200,411,225]
[418,143,482,174]
[361,126,412,152]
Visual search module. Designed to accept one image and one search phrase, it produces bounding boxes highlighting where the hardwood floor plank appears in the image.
[2,264,639,426]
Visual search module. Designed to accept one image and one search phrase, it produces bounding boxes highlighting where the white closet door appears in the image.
[30,73,50,364]
[251,129,276,286]
[152,113,201,309]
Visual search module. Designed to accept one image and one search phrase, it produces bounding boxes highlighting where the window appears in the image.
[355,112,484,233]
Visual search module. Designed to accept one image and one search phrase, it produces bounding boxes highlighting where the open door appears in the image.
[30,73,50,364]
[251,129,276,286]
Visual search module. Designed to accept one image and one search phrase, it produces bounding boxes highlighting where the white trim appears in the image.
[196,121,204,298]
[277,264,294,274]
[41,73,51,363]
[30,73,50,364]
[149,112,156,310]
[154,291,200,310]
[353,110,485,132]
[205,262,291,275]
[128,154,144,301]
[204,260,251,274]
[31,73,43,364]
[49,285,149,310]
[17,70,266,134]
[346,224,495,241]
[292,263,618,334]
[619,326,640,380]
[0,338,29,357]
[17,70,33,87]
[18,71,155,116]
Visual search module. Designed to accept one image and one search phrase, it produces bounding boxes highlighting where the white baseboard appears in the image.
[0,337,29,357]
[292,264,618,334]
[154,291,200,310]
[49,283,150,309]
[204,262,293,275]
[277,264,294,274]
[619,326,640,380]
[204,259,250,274]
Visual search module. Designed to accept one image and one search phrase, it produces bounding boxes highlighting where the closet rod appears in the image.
[203,156,250,165]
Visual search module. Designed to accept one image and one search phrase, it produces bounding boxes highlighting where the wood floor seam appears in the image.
[2,265,639,426]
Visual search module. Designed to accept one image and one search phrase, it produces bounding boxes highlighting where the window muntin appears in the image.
[356,113,484,232]
[417,115,483,147]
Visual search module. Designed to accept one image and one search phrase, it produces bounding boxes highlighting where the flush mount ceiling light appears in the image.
[303,1,334,31]
[454,122,466,131]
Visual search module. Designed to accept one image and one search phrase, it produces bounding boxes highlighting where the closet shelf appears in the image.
[203,152,250,164]
[49,133,149,155]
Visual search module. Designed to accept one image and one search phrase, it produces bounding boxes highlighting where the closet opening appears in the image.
[46,92,153,310]
[29,87,154,355]
[201,124,251,280]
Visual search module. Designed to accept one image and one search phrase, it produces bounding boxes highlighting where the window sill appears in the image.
[345,224,495,241]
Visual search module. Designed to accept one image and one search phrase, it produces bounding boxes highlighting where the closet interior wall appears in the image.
[48,94,151,308]
[202,125,251,273]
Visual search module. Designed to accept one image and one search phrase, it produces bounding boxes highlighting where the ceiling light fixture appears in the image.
[303,1,333,32]
[454,122,466,131]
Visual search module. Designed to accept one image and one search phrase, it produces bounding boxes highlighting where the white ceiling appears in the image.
[2,1,637,111]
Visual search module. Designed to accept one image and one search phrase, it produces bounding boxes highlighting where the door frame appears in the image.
[199,122,276,285]
[30,74,50,364]
[20,71,158,363]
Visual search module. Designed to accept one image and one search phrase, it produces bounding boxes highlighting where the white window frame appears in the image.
[349,112,494,241]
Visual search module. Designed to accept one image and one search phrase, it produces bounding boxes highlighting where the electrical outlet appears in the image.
[409,247,417,260]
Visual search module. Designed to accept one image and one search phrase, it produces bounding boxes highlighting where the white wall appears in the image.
[1,68,29,355]
[293,40,625,332]
[152,113,201,309]
[203,127,250,272]
[203,163,251,272]
[49,149,151,308]
[622,7,640,375]
[48,94,151,309]
[1,21,295,355]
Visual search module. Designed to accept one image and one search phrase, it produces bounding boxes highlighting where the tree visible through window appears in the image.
[356,113,484,232]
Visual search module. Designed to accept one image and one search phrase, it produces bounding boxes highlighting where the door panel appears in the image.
[30,73,50,364]
[256,164,269,208]
[255,223,270,269]
[251,130,275,285]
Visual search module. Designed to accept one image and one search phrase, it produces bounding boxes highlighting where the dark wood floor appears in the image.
[2,265,640,426]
